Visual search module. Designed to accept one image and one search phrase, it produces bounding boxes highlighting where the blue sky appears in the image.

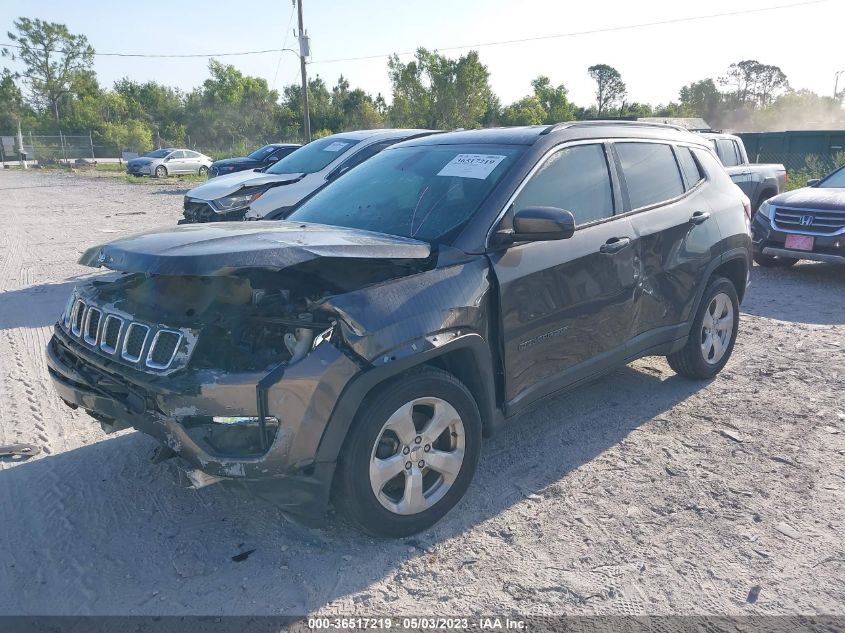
[1,0,842,108]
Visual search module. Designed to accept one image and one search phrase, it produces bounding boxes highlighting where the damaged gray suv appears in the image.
[48,122,752,536]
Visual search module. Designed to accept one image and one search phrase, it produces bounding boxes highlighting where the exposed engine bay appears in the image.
[73,256,428,374]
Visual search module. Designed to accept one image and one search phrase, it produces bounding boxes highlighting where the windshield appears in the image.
[145,149,170,159]
[819,165,845,188]
[265,136,361,174]
[247,145,277,161]
[287,144,524,244]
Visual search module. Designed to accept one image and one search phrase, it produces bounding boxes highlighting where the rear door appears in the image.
[184,150,203,173]
[490,142,638,409]
[166,150,188,173]
[615,141,721,338]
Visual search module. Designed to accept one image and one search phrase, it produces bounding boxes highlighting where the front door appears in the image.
[489,142,639,411]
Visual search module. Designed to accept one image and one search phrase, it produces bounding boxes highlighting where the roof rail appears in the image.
[540,120,690,135]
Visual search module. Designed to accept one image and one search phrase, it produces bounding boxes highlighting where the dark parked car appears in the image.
[752,163,845,267]
[47,122,751,536]
[208,143,300,178]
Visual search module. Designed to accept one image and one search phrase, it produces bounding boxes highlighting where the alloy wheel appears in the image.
[701,292,734,365]
[369,397,465,515]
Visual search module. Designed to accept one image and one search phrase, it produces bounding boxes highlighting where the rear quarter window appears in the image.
[615,142,685,209]
[675,146,705,190]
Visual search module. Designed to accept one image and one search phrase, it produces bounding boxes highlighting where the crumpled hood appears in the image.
[79,221,431,276]
[185,171,304,202]
[770,186,845,211]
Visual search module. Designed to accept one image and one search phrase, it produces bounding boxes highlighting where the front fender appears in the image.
[314,332,498,464]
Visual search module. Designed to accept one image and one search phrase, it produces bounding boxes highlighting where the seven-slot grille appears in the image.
[100,315,123,354]
[64,298,185,372]
[773,206,845,236]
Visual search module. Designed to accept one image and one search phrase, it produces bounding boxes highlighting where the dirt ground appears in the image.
[0,169,843,617]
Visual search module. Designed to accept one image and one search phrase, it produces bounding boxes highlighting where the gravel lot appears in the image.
[0,169,843,617]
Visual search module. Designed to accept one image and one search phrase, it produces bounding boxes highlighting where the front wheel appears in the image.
[154,165,167,178]
[667,276,739,379]
[198,165,208,177]
[754,252,798,268]
[333,367,482,537]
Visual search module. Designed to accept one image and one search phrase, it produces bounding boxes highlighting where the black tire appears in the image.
[198,165,208,177]
[667,276,739,379]
[333,366,482,537]
[754,252,798,268]
[154,165,167,178]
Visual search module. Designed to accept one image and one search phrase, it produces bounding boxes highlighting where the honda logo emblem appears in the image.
[800,215,814,226]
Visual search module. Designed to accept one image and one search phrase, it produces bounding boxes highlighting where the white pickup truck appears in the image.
[699,132,787,214]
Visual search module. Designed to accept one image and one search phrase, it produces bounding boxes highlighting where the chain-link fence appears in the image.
[0,130,283,165]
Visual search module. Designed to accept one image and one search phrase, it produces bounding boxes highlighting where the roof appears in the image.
[327,128,439,141]
[401,120,706,148]
[638,117,712,131]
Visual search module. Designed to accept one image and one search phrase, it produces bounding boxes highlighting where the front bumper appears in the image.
[752,212,845,264]
[181,198,247,223]
[46,325,361,518]
[126,164,151,176]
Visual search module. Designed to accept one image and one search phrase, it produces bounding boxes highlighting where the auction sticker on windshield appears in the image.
[322,142,349,152]
[437,154,507,179]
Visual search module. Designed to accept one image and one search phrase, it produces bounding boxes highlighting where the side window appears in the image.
[675,146,704,190]
[270,147,294,161]
[732,140,745,164]
[616,142,685,209]
[185,151,200,159]
[715,139,740,167]
[331,140,395,179]
[513,143,614,226]
[169,151,185,160]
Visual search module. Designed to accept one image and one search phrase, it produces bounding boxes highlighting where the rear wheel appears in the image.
[333,367,482,537]
[667,276,739,379]
[154,165,167,178]
[198,165,208,177]
[754,252,798,267]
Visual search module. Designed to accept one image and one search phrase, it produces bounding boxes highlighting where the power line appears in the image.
[0,0,830,61]
[311,0,831,64]
[271,2,298,90]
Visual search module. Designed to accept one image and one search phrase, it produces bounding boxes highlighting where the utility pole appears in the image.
[296,0,311,143]
[835,70,845,101]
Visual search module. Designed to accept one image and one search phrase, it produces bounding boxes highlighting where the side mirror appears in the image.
[498,206,576,244]
[806,178,820,187]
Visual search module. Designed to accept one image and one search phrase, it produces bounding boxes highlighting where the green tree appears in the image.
[387,48,493,129]
[0,68,31,130]
[587,64,626,116]
[185,60,281,149]
[114,79,184,139]
[720,60,789,108]
[530,76,575,123]
[678,79,721,119]
[500,96,546,126]
[2,17,94,121]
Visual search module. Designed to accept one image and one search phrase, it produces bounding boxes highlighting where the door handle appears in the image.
[599,237,631,254]
[689,211,711,225]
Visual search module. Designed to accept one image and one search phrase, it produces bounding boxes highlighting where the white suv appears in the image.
[180,129,437,223]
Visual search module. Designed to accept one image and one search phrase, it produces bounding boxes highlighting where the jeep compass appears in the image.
[47,122,752,537]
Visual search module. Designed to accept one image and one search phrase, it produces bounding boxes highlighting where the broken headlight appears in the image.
[213,187,265,212]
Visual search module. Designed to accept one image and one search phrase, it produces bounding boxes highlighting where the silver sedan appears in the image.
[126,148,213,178]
